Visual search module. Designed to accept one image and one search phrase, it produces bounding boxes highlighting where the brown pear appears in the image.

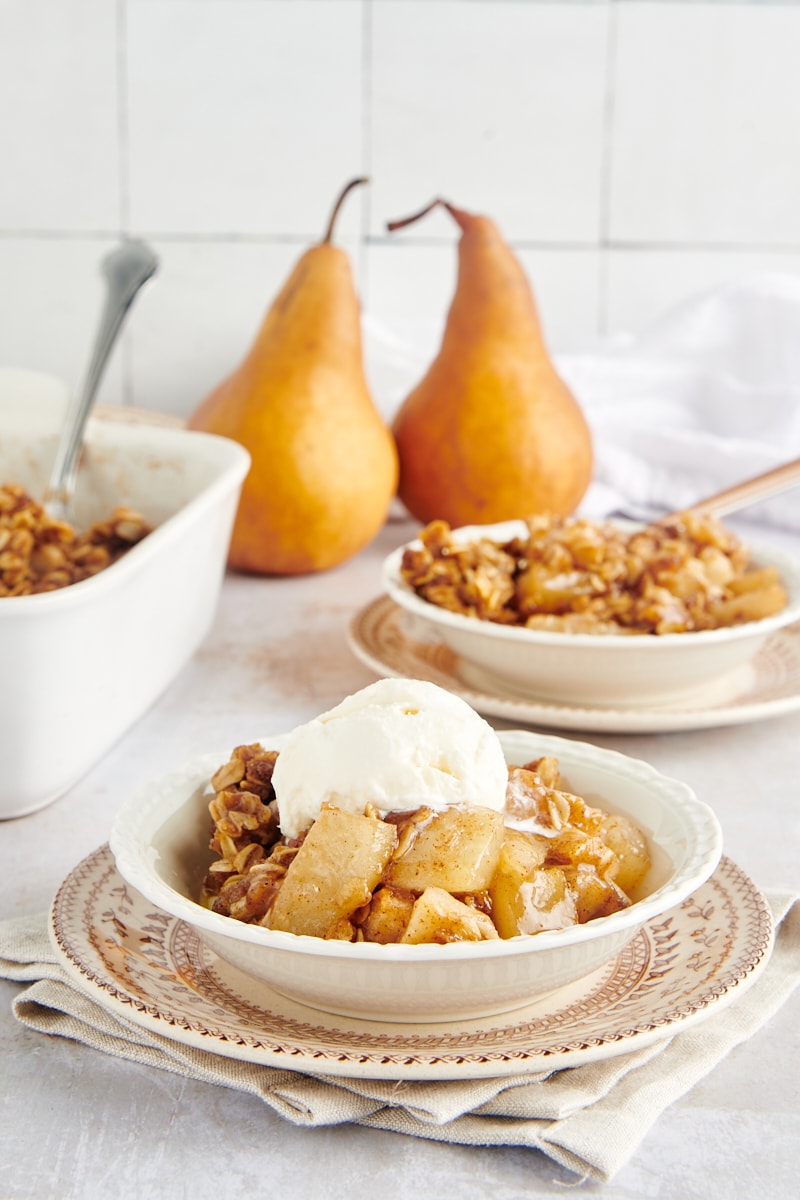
[188,178,398,575]
[388,199,593,526]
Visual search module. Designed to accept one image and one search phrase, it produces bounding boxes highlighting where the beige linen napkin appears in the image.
[2,893,799,1184]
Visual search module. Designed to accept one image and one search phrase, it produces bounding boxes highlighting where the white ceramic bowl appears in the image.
[382,519,800,708]
[0,368,250,819]
[109,728,722,1024]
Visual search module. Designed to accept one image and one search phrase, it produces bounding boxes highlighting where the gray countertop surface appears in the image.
[2,515,798,1200]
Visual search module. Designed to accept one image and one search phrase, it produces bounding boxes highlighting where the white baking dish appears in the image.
[0,368,250,818]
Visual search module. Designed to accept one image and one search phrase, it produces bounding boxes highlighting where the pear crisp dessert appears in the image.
[200,743,651,945]
[0,482,152,596]
[400,512,788,635]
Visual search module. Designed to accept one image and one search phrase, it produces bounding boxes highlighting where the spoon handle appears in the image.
[684,456,800,519]
[44,239,158,520]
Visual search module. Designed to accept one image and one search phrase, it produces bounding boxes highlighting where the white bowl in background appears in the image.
[382,520,800,708]
[0,368,250,819]
[109,728,722,1024]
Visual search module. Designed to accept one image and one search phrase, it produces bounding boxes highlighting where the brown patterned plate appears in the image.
[348,595,800,734]
[49,846,773,1081]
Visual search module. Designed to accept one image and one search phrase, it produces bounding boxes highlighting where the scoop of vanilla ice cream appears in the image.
[271,678,509,838]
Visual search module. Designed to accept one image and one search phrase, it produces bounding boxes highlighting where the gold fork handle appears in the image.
[683,456,800,519]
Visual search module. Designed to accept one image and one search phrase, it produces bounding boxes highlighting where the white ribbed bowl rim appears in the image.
[110,728,723,964]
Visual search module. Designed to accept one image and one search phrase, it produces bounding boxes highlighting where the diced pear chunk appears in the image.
[386,804,505,893]
[545,828,616,878]
[566,862,631,923]
[515,869,577,935]
[268,804,398,938]
[488,828,548,938]
[598,813,651,896]
[490,828,577,938]
[360,886,415,944]
[400,887,498,944]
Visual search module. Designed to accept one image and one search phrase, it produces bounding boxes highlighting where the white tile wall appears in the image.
[129,238,309,416]
[0,0,120,231]
[0,237,125,407]
[369,1,609,242]
[606,247,800,340]
[0,0,799,420]
[126,0,365,237]
[610,2,800,245]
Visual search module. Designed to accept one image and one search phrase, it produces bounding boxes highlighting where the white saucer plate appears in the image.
[348,596,800,734]
[49,846,773,1082]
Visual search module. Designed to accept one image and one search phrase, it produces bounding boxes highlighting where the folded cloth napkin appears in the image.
[2,892,799,1184]
[560,275,800,530]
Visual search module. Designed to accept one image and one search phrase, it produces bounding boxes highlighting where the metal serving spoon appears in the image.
[43,239,158,522]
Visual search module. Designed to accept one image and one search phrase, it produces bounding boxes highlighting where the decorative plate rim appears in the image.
[48,846,774,1082]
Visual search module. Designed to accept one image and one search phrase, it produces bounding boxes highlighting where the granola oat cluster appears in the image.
[399,512,788,635]
[201,743,295,924]
[0,482,152,597]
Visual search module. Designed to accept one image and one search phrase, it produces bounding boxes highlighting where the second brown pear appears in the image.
[389,200,593,526]
[188,178,398,575]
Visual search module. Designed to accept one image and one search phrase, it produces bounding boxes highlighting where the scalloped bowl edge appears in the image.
[382,520,800,707]
[109,729,722,1022]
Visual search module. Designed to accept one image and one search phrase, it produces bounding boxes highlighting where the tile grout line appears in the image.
[3,229,800,254]
[116,0,130,234]
[360,0,374,304]
[116,0,134,406]
[597,0,618,342]
[2,229,800,254]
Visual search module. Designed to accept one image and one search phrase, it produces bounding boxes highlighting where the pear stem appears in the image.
[386,198,468,234]
[322,177,369,244]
